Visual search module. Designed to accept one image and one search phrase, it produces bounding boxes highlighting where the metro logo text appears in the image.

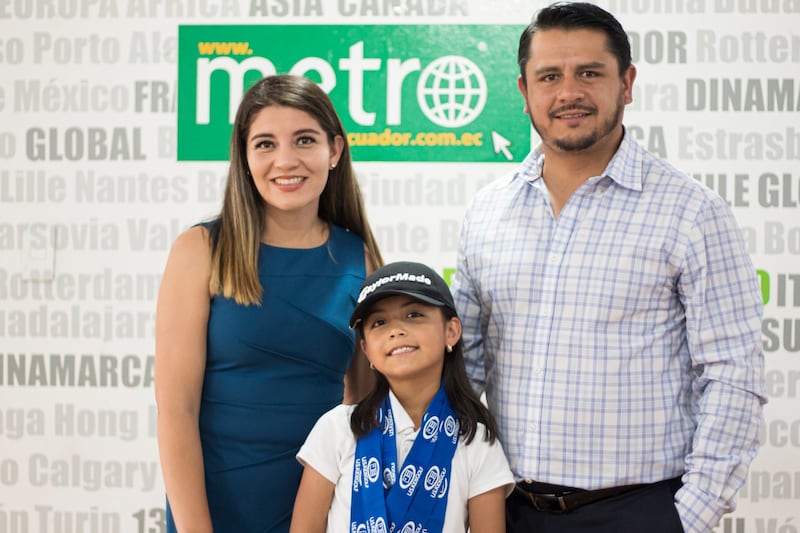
[178,24,527,162]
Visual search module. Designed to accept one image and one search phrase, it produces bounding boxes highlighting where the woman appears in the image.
[155,74,383,532]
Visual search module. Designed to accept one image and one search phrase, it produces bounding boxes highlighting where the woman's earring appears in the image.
[446,345,453,353]
[329,163,336,169]
[369,362,375,370]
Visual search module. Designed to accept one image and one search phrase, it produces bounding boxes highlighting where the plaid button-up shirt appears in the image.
[452,129,766,533]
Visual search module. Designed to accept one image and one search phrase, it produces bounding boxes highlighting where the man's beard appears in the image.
[531,93,625,153]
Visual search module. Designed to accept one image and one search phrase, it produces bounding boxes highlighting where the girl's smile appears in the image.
[360,295,461,388]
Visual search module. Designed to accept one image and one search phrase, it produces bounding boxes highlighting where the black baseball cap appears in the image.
[349,261,456,328]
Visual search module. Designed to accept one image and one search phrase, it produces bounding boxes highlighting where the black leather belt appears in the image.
[514,481,648,513]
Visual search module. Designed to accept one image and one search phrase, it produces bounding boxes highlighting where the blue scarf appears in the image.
[351,385,459,533]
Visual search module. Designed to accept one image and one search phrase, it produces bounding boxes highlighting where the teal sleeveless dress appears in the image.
[166,224,366,532]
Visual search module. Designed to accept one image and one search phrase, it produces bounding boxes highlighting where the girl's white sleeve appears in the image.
[467,424,516,499]
[296,404,354,484]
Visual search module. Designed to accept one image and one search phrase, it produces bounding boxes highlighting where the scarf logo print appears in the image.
[381,408,395,437]
[398,463,423,495]
[373,517,387,533]
[422,416,439,442]
[443,415,458,444]
[353,456,381,491]
[353,454,362,492]
[422,414,459,445]
[351,388,454,533]
[400,521,424,533]
[352,516,388,533]
[423,465,448,499]
[382,462,396,489]
[366,457,380,485]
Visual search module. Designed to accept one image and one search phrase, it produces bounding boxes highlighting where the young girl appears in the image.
[290,261,514,533]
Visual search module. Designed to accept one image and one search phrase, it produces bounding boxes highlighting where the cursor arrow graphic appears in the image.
[491,131,513,161]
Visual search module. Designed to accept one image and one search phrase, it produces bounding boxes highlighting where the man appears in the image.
[451,3,767,532]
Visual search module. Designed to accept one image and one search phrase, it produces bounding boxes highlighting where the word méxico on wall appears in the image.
[177,24,528,162]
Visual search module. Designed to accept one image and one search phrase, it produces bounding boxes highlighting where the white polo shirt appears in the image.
[297,392,515,532]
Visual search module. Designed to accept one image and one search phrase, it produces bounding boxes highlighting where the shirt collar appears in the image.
[517,127,644,192]
[388,390,415,434]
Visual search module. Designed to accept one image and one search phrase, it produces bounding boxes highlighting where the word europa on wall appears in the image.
[0,0,798,18]
[0,0,472,19]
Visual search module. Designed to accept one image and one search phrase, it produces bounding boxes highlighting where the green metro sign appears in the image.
[177,24,529,162]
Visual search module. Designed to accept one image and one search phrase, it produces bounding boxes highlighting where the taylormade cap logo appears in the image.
[357,272,433,303]
[349,261,456,328]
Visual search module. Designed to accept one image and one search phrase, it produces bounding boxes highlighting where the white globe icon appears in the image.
[417,56,487,128]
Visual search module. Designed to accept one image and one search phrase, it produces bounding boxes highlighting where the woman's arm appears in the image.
[467,486,507,533]
[155,225,214,533]
[290,465,335,533]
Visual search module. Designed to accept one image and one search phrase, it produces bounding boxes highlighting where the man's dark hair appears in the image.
[518,2,632,84]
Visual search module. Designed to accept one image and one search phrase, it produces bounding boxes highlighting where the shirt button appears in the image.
[548,253,560,264]
[528,423,537,431]
[533,367,543,375]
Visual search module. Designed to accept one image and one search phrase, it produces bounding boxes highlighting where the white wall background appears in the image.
[1,1,797,531]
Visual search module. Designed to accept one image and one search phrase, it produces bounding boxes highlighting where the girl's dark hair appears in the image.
[518,2,632,85]
[350,307,500,445]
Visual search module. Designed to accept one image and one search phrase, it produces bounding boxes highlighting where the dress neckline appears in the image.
[260,225,337,251]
